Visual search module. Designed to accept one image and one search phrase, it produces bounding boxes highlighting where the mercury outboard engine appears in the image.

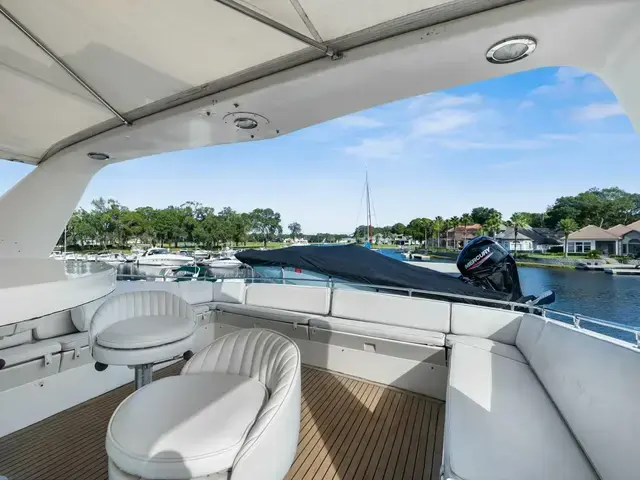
[457,236,523,301]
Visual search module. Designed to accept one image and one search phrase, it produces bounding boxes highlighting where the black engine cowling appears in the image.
[456,236,523,301]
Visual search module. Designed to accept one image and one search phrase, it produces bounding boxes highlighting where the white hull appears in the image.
[207,259,242,269]
[137,256,193,266]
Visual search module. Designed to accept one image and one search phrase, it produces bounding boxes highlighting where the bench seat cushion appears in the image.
[310,317,446,346]
[445,334,526,363]
[444,343,597,480]
[215,303,315,325]
[54,332,90,351]
[0,340,61,367]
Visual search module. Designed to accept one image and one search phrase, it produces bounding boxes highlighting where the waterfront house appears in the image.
[337,237,356,244]
[495,227,561,253]
[567,225,620,255]
[445,223,483,249]
[607,222,640,256]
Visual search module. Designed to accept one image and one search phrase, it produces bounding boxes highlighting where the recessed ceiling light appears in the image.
[486,36,536,64]
[87,152,109,160]
[234,118,258,130]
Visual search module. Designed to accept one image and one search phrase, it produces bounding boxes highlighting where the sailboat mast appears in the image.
[365,170,372,245]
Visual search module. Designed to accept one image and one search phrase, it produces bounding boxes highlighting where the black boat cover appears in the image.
[236,245,510,302]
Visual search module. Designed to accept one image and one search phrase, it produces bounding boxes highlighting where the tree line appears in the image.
[62,199,289,249]
[352,187,640,249]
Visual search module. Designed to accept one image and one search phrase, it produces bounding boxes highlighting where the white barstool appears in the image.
[106,329,301,480]
[89,290,197,389]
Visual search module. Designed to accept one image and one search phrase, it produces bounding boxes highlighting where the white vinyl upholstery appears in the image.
[182,329,301,480]
[331,289,450,332]
[72,297,110,332]
[245,283,330,315]
[515,313,546,363]
[444,343,597,480]
[0,329,32,349]
[445,334,525,363]
[528,320,640,480]
[450,304,522,345]
[106,328,301,480]
[55,332,90,351]
[176,281,215,305]
[213,280,246,303]
[310,316,446,346]
[106,373,267,479]
[32,311,77,340]
[215,303,315,325]
[90,291,197,367]
[0,339,61,367]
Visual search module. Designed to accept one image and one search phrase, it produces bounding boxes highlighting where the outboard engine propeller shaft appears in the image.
[456,236,523,301]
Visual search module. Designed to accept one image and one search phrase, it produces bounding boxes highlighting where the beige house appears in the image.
[607,221,640,256]
[567,225,620,255]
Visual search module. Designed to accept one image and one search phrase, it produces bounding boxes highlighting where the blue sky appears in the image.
[1,66,638,234]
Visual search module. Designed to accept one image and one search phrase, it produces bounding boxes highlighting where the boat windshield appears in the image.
[148,248,169,255]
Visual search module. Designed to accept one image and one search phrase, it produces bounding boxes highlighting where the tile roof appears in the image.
[568,225,620,240]
[607,224,632,236]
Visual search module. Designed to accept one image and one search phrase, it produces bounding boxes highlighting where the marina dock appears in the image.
[604,267,640,275]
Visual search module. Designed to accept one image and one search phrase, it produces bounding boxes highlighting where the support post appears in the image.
[134,364,153,390]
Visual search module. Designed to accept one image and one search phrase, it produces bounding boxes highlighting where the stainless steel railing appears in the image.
[114,273,640,348]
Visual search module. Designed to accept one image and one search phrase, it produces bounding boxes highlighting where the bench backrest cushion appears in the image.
[331,289,450,332]
[245,284,330,315]
[528,320,640,480]
[213,280,246,304]
[33,311,77,340]
[450,304,522,345]
[0,330,32,349]
[515,313,546,362]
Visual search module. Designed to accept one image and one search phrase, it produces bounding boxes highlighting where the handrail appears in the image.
[114,273,640,348]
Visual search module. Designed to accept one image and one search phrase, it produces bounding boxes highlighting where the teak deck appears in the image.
[0,364,444,480]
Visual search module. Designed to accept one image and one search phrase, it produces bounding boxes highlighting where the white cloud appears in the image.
[541,133,581,141]
[343,136,406,160]
[572,102,625,121]
[332,115,383,128]
[409,93,482,111]
[411,109,479,136]
[518,100,534,109]
[554,67,589,83]
[439,139,546,150]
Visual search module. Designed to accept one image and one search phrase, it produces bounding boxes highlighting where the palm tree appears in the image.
[433,216,444,249]
[485,212,503,239]
[460,213,472,247]
[449,216,460,249]
[508,213,528,258]
[558,218,579,258]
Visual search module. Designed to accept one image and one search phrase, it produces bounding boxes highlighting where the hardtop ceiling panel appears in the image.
[236,0,317,38]
[2,0,308,113]
[299,0,471,40]
[0,12,113,162]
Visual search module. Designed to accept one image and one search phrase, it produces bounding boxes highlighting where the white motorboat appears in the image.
[136,248,194,266]
[0,2,639,480]
[96,252,126,264]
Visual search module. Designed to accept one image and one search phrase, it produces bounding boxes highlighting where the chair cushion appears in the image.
[215,303,315,325]
[444,343,597,480]
[445,334,526,363]
[96,315,196,349]
[310,316,446,346]
[0,340,61,367]
[106,372,267,479]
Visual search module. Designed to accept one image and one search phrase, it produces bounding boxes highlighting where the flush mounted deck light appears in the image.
[87,152,109,160]
[486,36,536,64]
[234,117,258,130]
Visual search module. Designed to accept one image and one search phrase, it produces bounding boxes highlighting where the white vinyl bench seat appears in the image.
[0,340,61,367]
[310,316,446,346]
[444,342,597,480]
[215,303,316,325]
[445,334,525,363]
